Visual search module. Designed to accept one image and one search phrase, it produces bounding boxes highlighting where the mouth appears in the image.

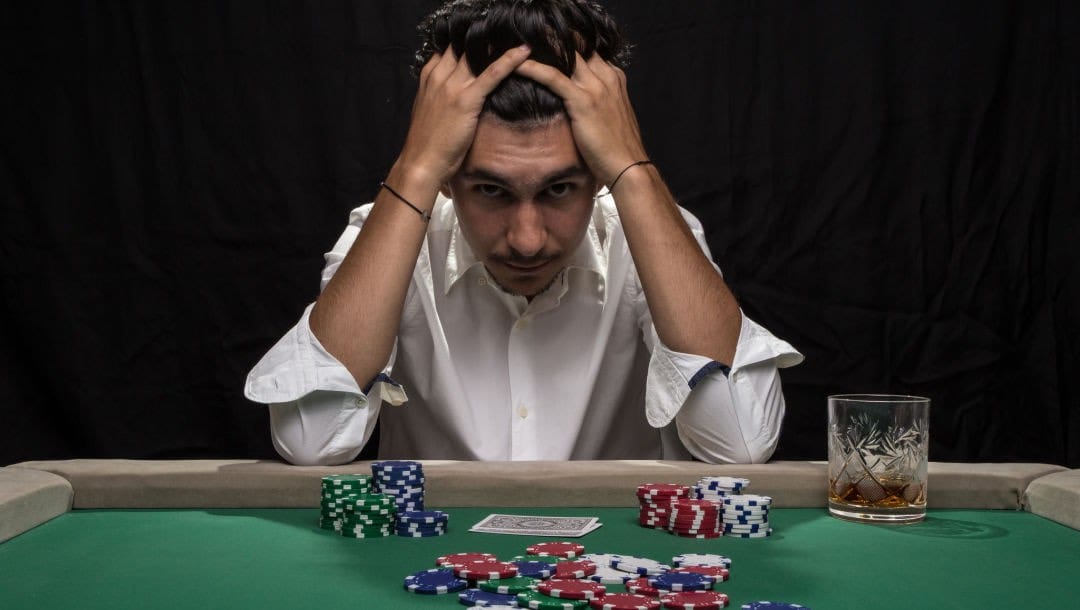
[501,259,551,273]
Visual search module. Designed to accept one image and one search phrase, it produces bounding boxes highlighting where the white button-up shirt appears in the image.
[245,194,802,465]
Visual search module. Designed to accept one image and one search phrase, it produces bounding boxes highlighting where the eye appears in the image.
[545,183,575,198]
[476,184,506,198]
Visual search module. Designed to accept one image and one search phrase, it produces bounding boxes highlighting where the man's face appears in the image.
[447,114,598,300]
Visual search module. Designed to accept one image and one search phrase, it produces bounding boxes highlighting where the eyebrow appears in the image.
[458,165,590,187]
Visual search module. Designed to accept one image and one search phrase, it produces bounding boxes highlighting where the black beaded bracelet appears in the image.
[608,160,653,191]
[380,181,432,222]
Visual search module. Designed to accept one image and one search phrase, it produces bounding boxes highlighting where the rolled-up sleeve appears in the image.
[243,204,407,465]
[644,313,803,464]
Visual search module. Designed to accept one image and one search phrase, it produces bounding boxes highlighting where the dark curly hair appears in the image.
[415,0,631,123]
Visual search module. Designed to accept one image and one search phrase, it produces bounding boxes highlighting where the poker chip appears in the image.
[670,554,732,569]
[454,560,520,580]
[479,576,539,594]
[670,566,730,582]
[438,552,499,567]
[554,559,598,579]
[740,603,808,610]
[399,510,449,524]
[513,555,565,565]
[590,565,635,585]
[720,495,772,508]
[724,528,773,538]
[517,589,591,609]
[459,588,518,606]
[649,572,714,592]
[625,576,664,596]
[612,556,671,576]
[513,559,558,579]
[537,578,607,600]
[590,593,662,609]
[404,568,469,594]
[527,542,586,559]
[660,591,730,609]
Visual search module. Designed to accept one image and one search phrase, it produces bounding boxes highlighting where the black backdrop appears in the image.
[3,1,1077,466]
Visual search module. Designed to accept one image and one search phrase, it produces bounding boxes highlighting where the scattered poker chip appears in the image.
[625,576,664,596]
[404,568,469,594]
[590,565,635,585]
[479,576,539,594]
[580,553,625,567]
[554,559,598,579]
[517,589,591,609]
[670,566,729,582]
[671,554,732,569]
[527,541,586,559]
[589,593,662,609]
[740,603,808,610]
[459,588,519,606]
[660,591,730,609]
[512,559,558,579]
[454,560,520,580]
[438,552,499,567]
[513,555,565,565]
[612,556,671,576]
[537,578,607,600]
[649,572,714,592]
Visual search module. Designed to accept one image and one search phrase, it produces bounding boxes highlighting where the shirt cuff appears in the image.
[644,313,803,428]
[244,303,367,404]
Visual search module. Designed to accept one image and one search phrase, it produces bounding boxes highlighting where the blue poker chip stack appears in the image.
[397,510,449,537]
[370,461,449,537]
[371,460,425,512]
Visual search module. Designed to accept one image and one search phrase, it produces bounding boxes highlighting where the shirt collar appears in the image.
[443,198,608,296]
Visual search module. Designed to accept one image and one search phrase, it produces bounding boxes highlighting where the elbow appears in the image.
[675,419,779,465]
[272,437,355,467]
[267,401,363,467]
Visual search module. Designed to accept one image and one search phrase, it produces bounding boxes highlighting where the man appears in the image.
[245,0,802,465]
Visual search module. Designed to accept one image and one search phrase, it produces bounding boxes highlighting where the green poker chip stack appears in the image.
[319,474,397,537]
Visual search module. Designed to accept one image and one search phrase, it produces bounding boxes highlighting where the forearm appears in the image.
[613,164,742,365]
[309,164,439,389]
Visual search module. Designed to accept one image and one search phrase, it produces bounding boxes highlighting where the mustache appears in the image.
[491,250,559,267]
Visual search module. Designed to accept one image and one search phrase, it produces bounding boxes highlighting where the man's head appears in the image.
[416,0,631,124]
[419,0,631,300]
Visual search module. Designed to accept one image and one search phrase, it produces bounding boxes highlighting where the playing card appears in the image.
[468,514,603,537]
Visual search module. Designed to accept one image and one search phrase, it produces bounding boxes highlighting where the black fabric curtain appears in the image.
[3,1,1077,466]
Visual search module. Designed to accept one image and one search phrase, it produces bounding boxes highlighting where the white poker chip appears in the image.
[580,553,626,566]
[589,564,635,585]
[611,556,671,576]
[671,553,733,568]
[721,494,772,507]
[698,476,751,488]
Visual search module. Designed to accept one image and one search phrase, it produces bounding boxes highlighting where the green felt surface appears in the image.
[1,507,1077,609]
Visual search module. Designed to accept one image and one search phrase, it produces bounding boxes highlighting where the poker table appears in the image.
[3,459,1079,610]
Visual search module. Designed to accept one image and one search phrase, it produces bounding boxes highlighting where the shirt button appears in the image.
[478,276,487,286]
[517,406,529,418]
[354,397,364,407]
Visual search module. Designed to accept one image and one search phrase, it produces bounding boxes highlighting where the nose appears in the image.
[506,201,547,258]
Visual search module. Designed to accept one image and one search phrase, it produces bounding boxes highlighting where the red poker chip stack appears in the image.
[637,483,692,529]
[667,499,722,538]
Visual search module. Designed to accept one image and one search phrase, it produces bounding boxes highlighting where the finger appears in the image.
[514,57,579,99]
[471,44,533,93]
[419,52,442,84]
